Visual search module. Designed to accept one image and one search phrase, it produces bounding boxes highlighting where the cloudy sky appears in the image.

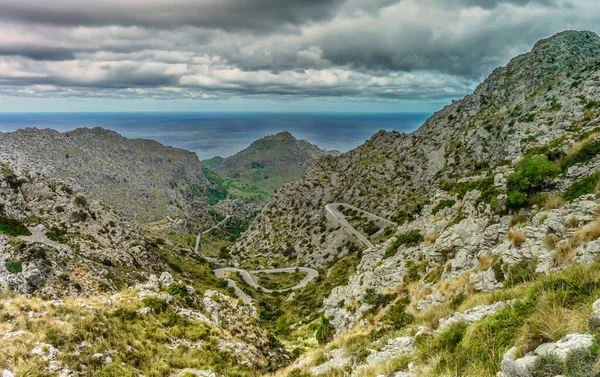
[0,0,598,112]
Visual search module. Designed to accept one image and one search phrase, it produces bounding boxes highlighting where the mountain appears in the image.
[0,127,212,224]
[228,30,600,375]
[2,30,600,377]
[234,30,600,267]
[206,131,339,197]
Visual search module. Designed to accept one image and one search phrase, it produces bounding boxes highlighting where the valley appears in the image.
[2,30,600,377]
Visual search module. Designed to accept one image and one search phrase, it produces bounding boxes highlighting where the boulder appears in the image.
[159,272,175,288]
[588,298,600,333]
[470,268,503,292]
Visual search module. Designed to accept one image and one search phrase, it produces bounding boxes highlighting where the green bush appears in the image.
[142,297,170,314]
[564,172,600,202]
[382,297,413,330]
[218,246,231,259]
[4,259,22,273]
[74,196,88,207]
[404,260,428,283]
[0,216,31,236]
[432,199,456,215]
[451,176,500,205]
[167,262,183,273]
[315,315,335,345]
[384,231,424,259]
[46,226,68,243]
[507,155,560,209]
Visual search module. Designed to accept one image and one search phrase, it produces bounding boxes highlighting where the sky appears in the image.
[0,0,598,112]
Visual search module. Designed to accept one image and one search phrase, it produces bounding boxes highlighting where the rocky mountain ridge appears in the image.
[0,127,212,224]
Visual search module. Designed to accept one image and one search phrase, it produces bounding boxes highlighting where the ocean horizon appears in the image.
[0,112,431,160]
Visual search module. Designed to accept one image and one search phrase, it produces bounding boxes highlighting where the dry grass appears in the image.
[424,234,438,244]
[352,355,412,377]
[566,215,580,228]
[417,303,456,330]
[436,272,472,300]
[543,194,565,210]
[543,233,560,250]
[552,238,581,266]
[508,230,526,248]
[477,254,497,270]
[574,216,600,242]
[566,131,600,157]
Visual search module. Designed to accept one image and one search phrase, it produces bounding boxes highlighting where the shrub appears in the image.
[0,216,31,236]
[564,172,600,202]
[315,315,335,345]
[167,262,183,273]
[46,226,68,243]
[432,199,456,215]
[383,297,413,330]
[4,259,22,273]
[142,297,169,314]
[507,155,560,209]
[404,260,428,283]
[384,231,424,259]
[74,195,88,207]
[218,246,231,259]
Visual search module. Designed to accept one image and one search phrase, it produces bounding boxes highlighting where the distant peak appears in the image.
[272,131,294,139]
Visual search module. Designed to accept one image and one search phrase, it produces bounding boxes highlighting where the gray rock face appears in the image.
[499,333,595,377]
[233,31,600,273]
[470,268,503,292]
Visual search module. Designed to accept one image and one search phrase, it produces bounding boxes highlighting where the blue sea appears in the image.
[0,112,430,160]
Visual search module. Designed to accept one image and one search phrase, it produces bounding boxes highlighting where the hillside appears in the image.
[206,131,339,197]
[0,162,288,376]
[0,127,212,224]
[223,30,600,376]
[2,30,600,377]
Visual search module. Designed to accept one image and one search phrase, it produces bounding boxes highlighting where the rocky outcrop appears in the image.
[0,163,166,295]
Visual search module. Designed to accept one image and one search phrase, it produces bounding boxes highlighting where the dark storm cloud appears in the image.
[0,46,75,61]
[0,0,347,32]
[0,0,596,102]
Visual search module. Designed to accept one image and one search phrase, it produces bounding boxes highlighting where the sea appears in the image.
[0,112,430,160]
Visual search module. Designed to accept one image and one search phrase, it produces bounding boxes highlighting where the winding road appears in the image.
[195,215,232,254]
[213,203,395,304]
[213,267,319,304]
